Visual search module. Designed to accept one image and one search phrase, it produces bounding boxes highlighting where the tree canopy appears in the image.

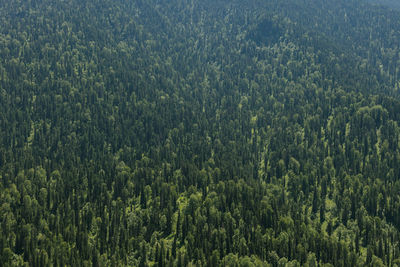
[1,0,400,266]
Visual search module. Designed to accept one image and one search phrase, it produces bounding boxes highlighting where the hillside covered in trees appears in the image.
[2,0,400,266]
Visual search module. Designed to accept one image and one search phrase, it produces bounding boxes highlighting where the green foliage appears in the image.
[1,0,400,265]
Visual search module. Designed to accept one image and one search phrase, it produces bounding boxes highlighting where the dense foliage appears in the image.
[2,0,400,266]
[369,0,400,9]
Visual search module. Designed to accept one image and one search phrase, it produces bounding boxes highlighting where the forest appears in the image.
[2,0,400,266]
